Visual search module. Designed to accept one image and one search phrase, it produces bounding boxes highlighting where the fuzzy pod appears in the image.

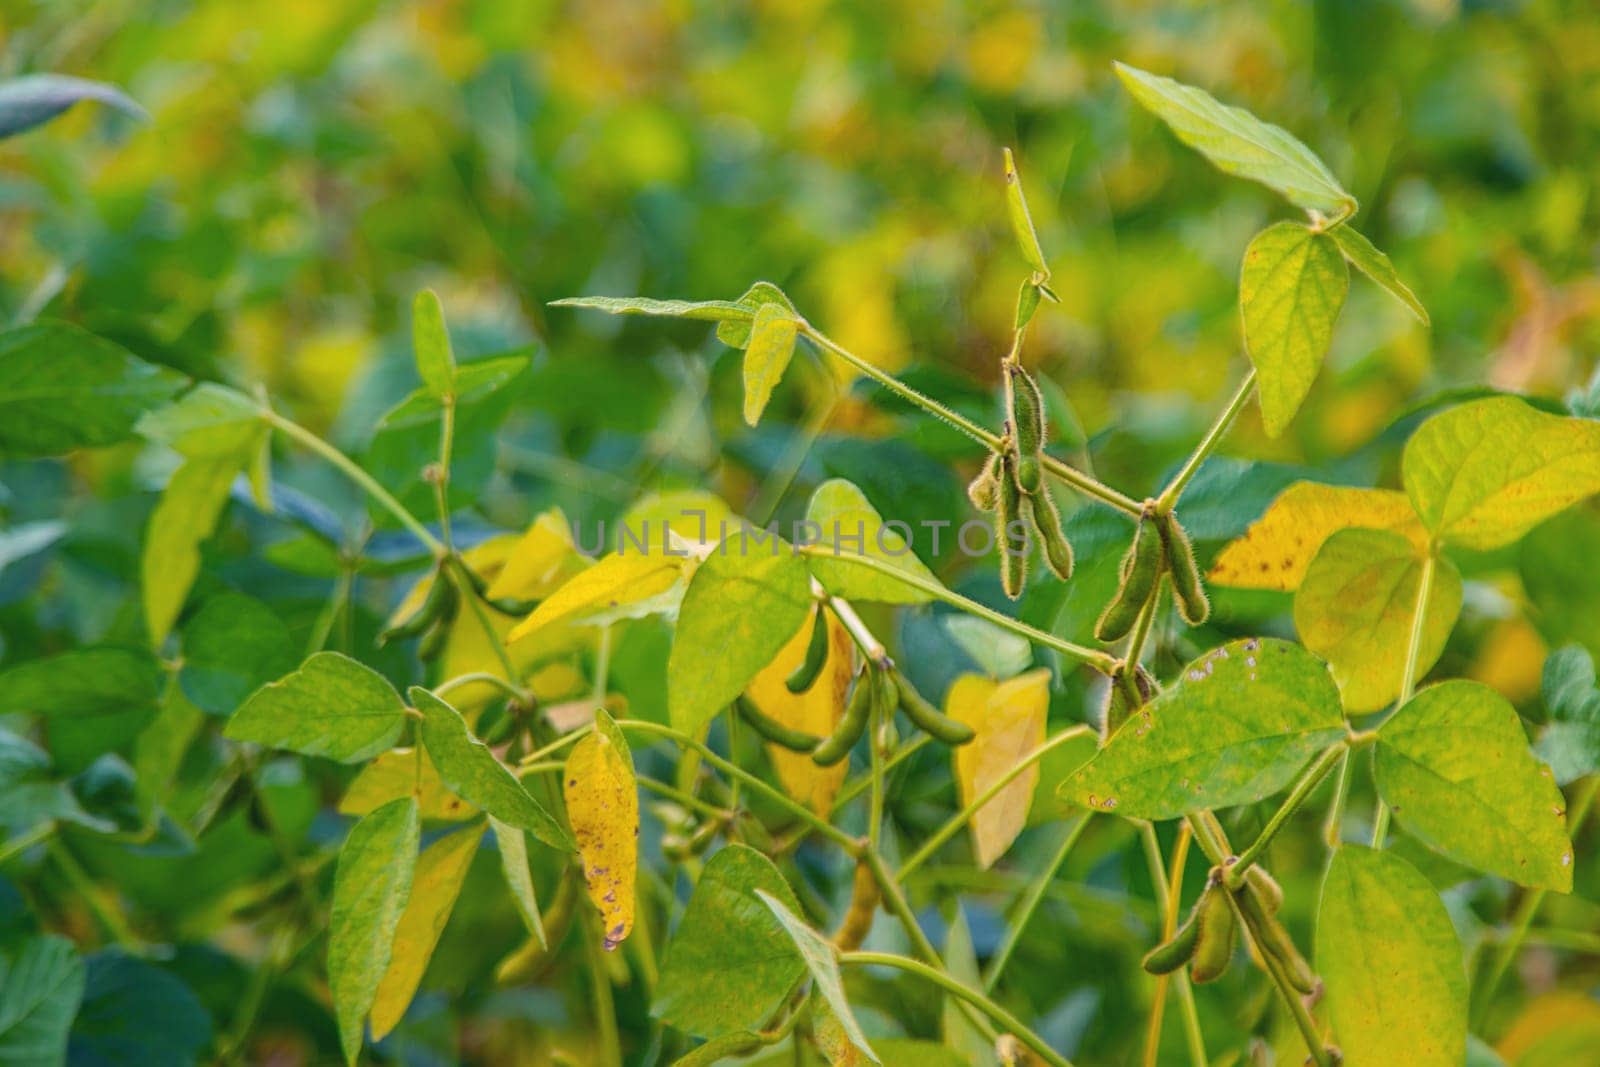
[812,668,873,767]
[1006,364,1047,490]
[785,607,831,694]
[996,454,1029,600]
[967,452,1002,512]
[1236,885,1316,994]
[1141,906,1202,975]
[1027,485,1074,580]
[1158,511,1210,626]
[1245,865,1284,915]
[736,695,822,753]
[1189,883,1237,985]
[832,859,881,951]
[1094,515,1163,642]
[895,672,975,745]
[380,563,456,645]
[1102,661,1157,739]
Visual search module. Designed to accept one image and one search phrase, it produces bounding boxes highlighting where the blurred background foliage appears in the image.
[2,1,1599,1065]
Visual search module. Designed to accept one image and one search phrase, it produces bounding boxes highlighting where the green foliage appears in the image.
[224,652,408,764]
[1239,221,1348,436]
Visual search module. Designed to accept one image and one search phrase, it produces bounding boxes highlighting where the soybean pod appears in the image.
[785,606,830,693]
[812,668,873,767]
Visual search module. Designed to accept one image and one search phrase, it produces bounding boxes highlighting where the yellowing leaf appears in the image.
[1402,396,1600,550]
[564,710,638,951]
[142,455,243,645]
[742,608,855,814]
[1208,481,1425,591]
[369,824,480,1040]
[1316,846,1466,1067]
[1240,221,1349,436]
[1376,680,1573,891]
[507,552,685,642]
[1497,993,1600,1066]
[619,490,737,550]
[339,748,475,822]
[948,669,1049,869]
[1294,529,1462,713]
[742,302,799,427]
[486,508,587,601]
[387,533,518,630]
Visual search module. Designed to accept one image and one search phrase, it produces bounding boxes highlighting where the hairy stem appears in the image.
[1226,742,1346,889]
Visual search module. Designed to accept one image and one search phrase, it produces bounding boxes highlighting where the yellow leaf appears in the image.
[564,709,638,950]
[486,508,587,602]
[339,748,475,822]
[1208,481,1425,591]
[369,825,481,1040]
[1497,992,1600,1065]
[948,669,1050,869]
[506,551,685,642]
[743,609,856,815]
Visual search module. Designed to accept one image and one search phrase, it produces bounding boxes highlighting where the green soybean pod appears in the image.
[996,454,1028,600]
[380,563,455,645]
[1237,887,1315,994]
[967,452,1002,512]
[1189,883,1237,985]
[785,607,830,694]
[1141,907,1202,975]
[1158,511,1210,626]
[736,696,821,753]
[1006,364,1047,492]
[1026,485,1074,580]
[1094,515,1162,642]
[1245,865,1284,914]
[812,669,873,767]
[895,672,975,746]
[1102,661,1156,739]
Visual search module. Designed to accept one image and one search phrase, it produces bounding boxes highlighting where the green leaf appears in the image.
[0,73,145,139]
[715,282,797,349]
[1327,225,1429,325]
[653,843,806,1039]
[742,302,799,427]
[490,816,546,947]
[135,383,265,458]
[0,322,185,457]
[1534,645,1600,785]
[667,532,812,736]
[1402,396,1600,550]
[0,647,162,718]
[412,289,456,398]
[1113,62,1355,219]
[370,824,481,1040]
[0,727,110,835]
[328,796,419,1067]
[1060,638,1345,820]
[142,453,246,645]
[0,935,85,1066]
[178,593,297,716]
[1376,680,1573,891]
[1316,846,1466,1067]
[224,652,407,763]
[1239,221,1349,436]
[68,951,212,1067]
[1002,147,1048,277]
[1294,530,1462,713]
[804,478,942,604]
[756,890,879,1064]
[553,295,751,322]
[412,688,572,851]
[1521,508,1600,661]
[941,906,993,1066]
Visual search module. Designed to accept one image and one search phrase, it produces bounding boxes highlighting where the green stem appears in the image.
[447,556,521,682]
[583,910,622,1067]
[1157,370,1256,513]
[834,735,931,812]
[49,838,142,950]
[1039,452,1144,517]
[1123,574,1162,670]
[0,822,55,867]
[868,701,885,854]
[798,549,1117,675]
[1373,548,1438,848]
[1226,743,1346,889]
[1322,748,1355,848]
[264,409,443,556]
[619,721,860,853]
[636,776,728,821]
[839,952,1075,1067]
[899,725,1094,880]
[435,672,527,702]
[434,396,457,549]
[984,814,1091,992]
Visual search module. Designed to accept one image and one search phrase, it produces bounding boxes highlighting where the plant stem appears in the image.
[800,322,1141,518]
[583,910,622,1067]
[434,395,457,549]
[0,822,55,867]
[1140,822,1206,1067]
[868,701,885,854]
[898,725,1093,881]
[1373,548,1437,848]
[636,776,728,821]
[263,408,443,556]
[1226,743,1346,889]
[49,837,142,950]
[618,720,860,852]
[984,814,1091,992]
[435,671,527,702]
[446,556,522,683]
[1123,575,1162,670]
[834,736,931,812]
[798,549,1118,675]
[839,952,1075,1067]
[1322,748,1354,848]
[1157,370,1257,513]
